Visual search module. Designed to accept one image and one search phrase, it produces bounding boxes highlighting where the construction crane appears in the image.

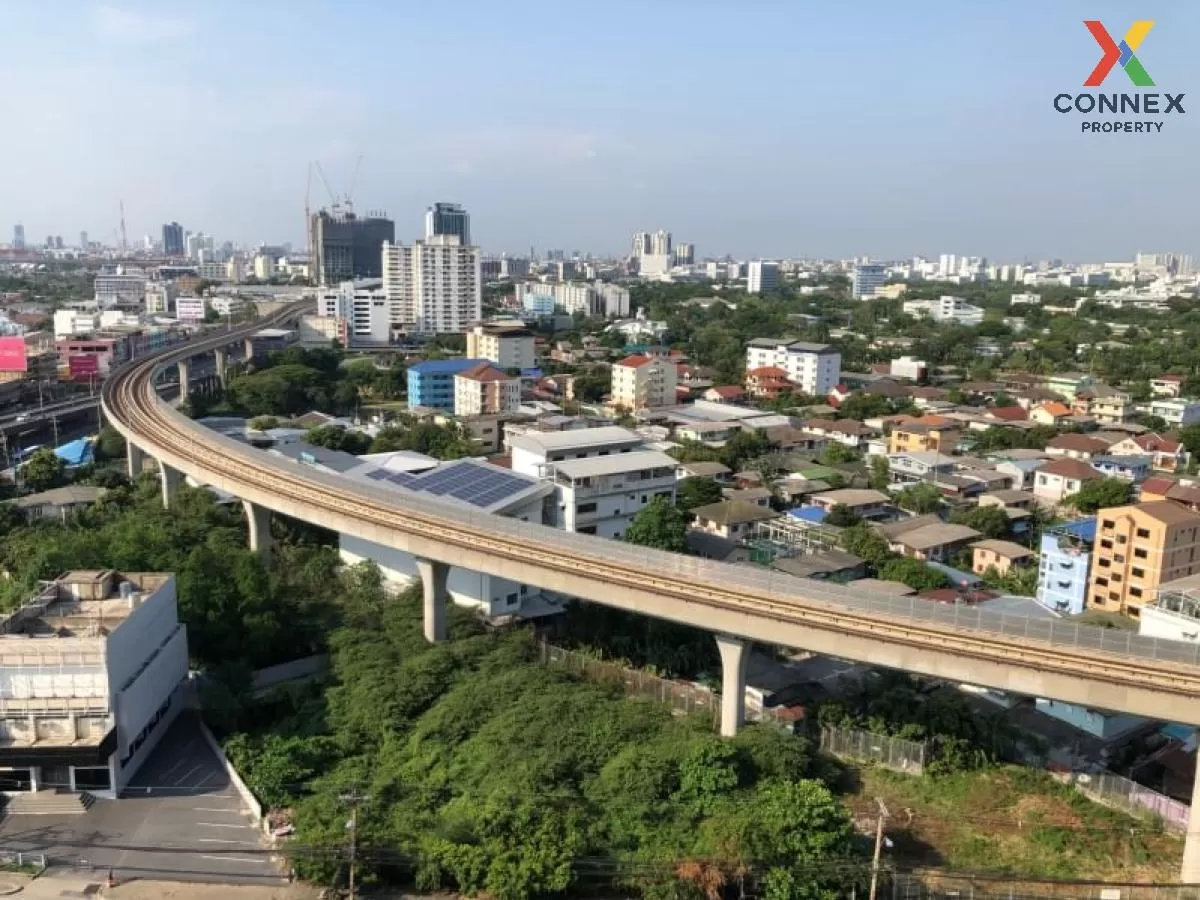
[344,155,364,213]
[305,163,313,261]
[313,161,339,213]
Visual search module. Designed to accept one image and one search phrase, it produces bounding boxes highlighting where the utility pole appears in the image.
[868,798,889,900]
[340,789,369,898]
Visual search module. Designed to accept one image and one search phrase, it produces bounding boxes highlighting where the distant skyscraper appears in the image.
[162,222,185,256]
[852,263,886,299]
[54,236,63,249]
[423,202,471,245]
[650,230,672,257]
[747,260,780,294]
[673,242,695,265]
[310,210,395,285]
[12,224,24,250]
[631,232,651,257]
[79,230,88,249]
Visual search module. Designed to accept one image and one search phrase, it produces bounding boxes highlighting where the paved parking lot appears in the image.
[0,713,285,885]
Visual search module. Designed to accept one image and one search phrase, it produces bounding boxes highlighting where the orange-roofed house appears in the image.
[887,414,961,455]
[610,354,678,410]
[453,363,522,416]
[986,406,1028,423]
[744,366,792,400]
[1030,401,1073,425]
[704,385,747,404]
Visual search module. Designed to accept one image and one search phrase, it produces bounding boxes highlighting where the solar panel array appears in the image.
[362,461,534,509]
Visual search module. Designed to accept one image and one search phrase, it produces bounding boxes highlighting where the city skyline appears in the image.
[3,1,1198,259]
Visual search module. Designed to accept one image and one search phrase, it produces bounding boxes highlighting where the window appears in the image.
[1132,567,1145,579]
[1101,539,1113,549]
[577,525,597,534]
[1134,548,1148,559]
[1102,520,1115,529]
[576,502,597,514]
[1130,587,1143,598]
[1136,528,1150,539]
[1094,577,1108,587]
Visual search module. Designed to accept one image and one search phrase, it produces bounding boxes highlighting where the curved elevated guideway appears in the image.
[103,302,1200,881]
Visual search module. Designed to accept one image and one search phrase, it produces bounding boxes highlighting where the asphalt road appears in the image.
[0,713,285,886]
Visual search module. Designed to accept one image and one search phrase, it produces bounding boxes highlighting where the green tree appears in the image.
[820,442,859,466]
[895,482,942,514]
[624,496,688,552]
[824,503,861,528]
[677,476,724,511]
[868,455,891,491]
[21,448,66,492]
[1067,477,1134,514]
[878,556,950,592]
[951,504,1012,539]
[306,425,372,455]
[96,425,126,461]
[571,371,609,403]
[839,523,892,567]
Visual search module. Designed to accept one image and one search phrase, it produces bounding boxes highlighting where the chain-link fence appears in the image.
[819,725,926,774]
[537,640,720,720]
[884,870,1200,900]
[1072,770,1189,833]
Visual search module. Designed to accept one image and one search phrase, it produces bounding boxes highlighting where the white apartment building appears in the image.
[466,323,536,370]
[143,282,177,315]
[94,270,148,307]
[253,254,276,281]
[174,297,207,322]
[744,339,841,396]
[382,236,481,334]
[851,264,886,299]
[890,355,927,381]
[453,363,521,416]
[509,427,677,538]
[747,261,780,294]
[0,570,187,798]
[53,310,99,338]
[197,261,230,282]
[1145,398,1200,429]
[318,279,390,345]
[902,295,985,326]
[514,281,630,317]
[610,354,678,410]
[1009,293,1041,306]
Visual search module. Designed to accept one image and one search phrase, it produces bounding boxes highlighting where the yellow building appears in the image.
[887,415,961,455]
[1088,501,1200,618]
[609,354,678,411]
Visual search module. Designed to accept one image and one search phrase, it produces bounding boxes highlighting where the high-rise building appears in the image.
[650,230,672,256]
[162,222,185,256]
[12,224,24,250]
[424,202,471,245]
[673,242,695,265]
[747,260,780,294]
[382,234,481,334]
[79,231,88,249]
[54,236,63,250]
[310,210,395,286]
[610,354,678,410]
[852,263,887,299]
[631,232,651,257]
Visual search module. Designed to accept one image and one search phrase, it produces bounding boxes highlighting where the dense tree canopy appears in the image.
[625,496,689,552]
[1067,477,1134,514]
[224,582,863,899]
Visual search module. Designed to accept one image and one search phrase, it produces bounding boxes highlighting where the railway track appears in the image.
[101,305,1200,705]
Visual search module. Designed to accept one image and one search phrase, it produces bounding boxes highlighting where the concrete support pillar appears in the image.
[126,442,145,479]
[214,347,228,386]
[177,358,190,391]
[159,461,182,509]
[242,500,272,559]
[1182,755,1200,882]
[415,557,449,643]
[715,633,749,738]
[243,337,255,362]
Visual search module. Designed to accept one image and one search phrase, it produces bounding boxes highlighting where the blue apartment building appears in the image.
[1035,517,1096,615]
[407,359,489,411]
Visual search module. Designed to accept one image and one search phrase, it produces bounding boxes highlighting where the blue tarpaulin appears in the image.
[54,437,95,468]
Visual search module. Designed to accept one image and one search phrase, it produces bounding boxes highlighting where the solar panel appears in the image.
[364,469,392,481]
[362,460,534,508]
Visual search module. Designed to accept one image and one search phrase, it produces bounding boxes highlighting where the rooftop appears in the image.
[691,500,781,527]
[891,522,982,551]
[1037,458,1103,480]
[408,358,490,375]
[680,461,732,477]
[552,449,679,480]
[508,425,642,454]
[358,457,550,514]
[810,488,890,507]
[14,485,106,508]
[971,539,1036,559]
[0,571,171,640]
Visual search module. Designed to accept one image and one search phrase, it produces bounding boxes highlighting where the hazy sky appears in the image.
[2,0,1198,260]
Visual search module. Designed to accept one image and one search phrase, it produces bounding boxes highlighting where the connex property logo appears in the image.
[1053,19,1185,134]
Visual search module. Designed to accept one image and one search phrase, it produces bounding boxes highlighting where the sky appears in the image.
[1,0,1198,261]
